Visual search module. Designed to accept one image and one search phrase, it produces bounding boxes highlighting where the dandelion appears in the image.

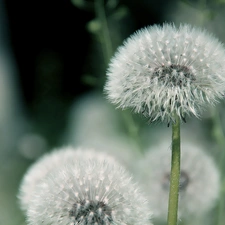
[26,150,152,225]
[18,146,117,212]
[133,142,220,222]
[105,23,225,123]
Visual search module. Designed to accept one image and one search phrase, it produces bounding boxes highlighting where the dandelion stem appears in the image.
[121,110,143,154]
[167,115,181,225]
[212,108,225,225]
[94,0,113,64]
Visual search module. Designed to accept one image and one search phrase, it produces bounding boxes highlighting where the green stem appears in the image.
[94,0,113,64]
[167,115,181,225]
[212,108,225,225]
[121,110,143,154]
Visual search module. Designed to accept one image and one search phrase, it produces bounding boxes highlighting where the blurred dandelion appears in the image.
[105,23,225,123]
[133,142,220,223]
[24,148,152,225]
[64,91,141,166]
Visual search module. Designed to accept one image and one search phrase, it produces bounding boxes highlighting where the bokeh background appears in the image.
[1,0,225,224]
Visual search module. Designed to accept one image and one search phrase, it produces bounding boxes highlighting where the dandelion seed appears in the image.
[105,23,225,123]
[24,148,152,225]
[133,142,220,222]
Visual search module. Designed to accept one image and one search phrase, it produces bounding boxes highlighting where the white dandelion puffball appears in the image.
[133,142,220,222]
[18,146,117,212]
[26,152,152,225]
[105,23,225,123]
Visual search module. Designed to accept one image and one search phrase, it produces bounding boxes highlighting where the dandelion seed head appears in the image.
[105,23,225,122]
[133,142,220,222]
[18,146,117,212]
[66,92,140,167]
[26,151,152,225]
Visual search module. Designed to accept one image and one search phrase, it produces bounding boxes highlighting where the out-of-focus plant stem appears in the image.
[94,0,113,64]
[212,108,225,225]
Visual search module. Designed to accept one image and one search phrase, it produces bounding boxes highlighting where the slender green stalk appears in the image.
[167,115,181,225]
[121,110,143,154]
[212,108,225,225]
[94,0,113,64]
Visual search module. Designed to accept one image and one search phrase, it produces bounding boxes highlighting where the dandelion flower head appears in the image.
[105,23,225,122]
[26,149,152,225]
[18,146,117,212]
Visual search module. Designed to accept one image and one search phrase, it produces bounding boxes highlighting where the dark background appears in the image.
[4,0,173,145]
[4,0,172,102]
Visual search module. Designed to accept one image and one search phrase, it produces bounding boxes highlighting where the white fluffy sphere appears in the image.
[21,148,152,225]
[18,147,117,212]
[105,23,225,123]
